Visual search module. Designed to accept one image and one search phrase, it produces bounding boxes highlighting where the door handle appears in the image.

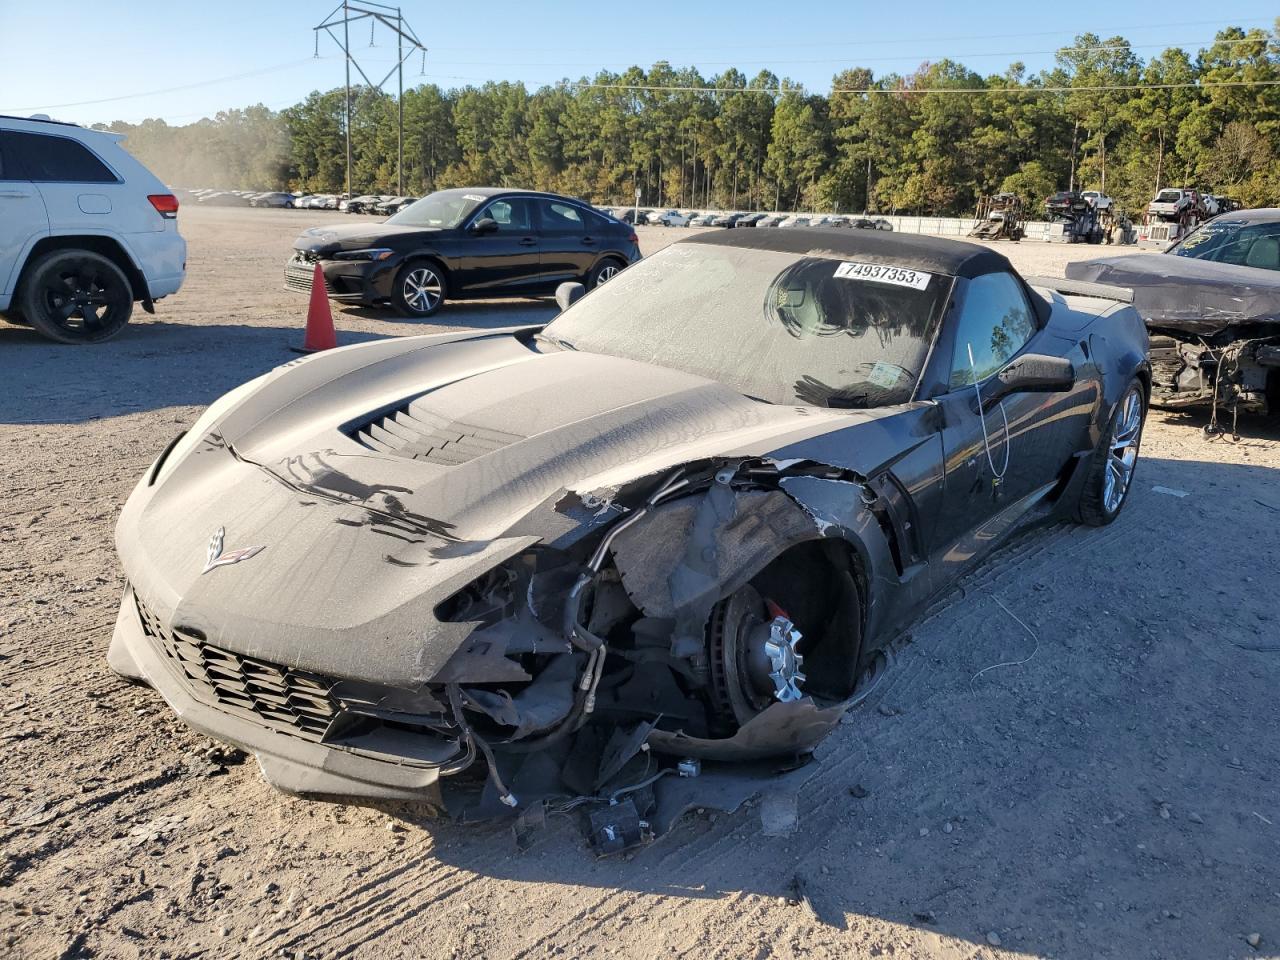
[0,189,32,199]
[518,236,536,246]
[581,236,596,245]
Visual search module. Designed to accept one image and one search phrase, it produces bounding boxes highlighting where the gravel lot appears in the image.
[2,207,1278,960]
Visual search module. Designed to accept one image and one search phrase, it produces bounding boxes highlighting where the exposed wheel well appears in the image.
[16,236,146,305]
[746,538,867,701]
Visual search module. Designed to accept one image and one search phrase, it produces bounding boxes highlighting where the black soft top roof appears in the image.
[684,226,1011,278]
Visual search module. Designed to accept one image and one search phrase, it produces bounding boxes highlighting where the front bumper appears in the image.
[109,586,453,802]
[283,252,395,304]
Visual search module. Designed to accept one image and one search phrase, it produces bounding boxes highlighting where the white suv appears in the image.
[0,115,186,343]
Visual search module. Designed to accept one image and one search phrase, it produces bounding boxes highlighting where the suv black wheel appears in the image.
[1077,380,1146,526]
[20,250,134,344]
[391,261,446,317]
[588,258,624,288]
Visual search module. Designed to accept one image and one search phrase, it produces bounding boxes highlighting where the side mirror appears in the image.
[470,217,498,235]
[979,353,1075,408]
[555,281,586,312]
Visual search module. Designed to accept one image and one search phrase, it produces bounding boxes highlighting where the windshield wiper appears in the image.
[535,332,578,352]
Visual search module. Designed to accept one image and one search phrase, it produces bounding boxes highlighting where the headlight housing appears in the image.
[332,247,394,261]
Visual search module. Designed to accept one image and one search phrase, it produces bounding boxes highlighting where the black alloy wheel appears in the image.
[20,250,134,344]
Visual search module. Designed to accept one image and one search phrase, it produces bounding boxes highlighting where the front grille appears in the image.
[284,254,333,295]
[351,401,525,466]
[136,595,340,741]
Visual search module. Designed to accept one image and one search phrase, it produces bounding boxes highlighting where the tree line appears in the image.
[98,24,1280,218]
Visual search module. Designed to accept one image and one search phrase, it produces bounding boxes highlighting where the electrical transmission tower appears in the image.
[313,2,426,197]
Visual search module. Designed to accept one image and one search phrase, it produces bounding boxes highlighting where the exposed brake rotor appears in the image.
[707,586,807,729]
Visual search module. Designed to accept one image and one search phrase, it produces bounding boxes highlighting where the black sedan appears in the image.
[115,229,1147,834]
[285,187,642,317]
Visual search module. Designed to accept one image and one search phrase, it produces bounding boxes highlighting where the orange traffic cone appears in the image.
[293,263,337,353]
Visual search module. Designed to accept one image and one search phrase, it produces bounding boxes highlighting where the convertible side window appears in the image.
[948,272,1037,389]
[478,198,531,232]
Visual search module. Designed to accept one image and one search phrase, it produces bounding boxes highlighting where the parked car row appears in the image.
[344,194,420,216]
[594,206,894,231]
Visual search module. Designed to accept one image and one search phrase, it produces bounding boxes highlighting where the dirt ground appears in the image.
[2,207,1278,960]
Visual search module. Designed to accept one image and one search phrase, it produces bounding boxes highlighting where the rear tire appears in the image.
[391,261,446,318]
[588,258,624,288]
[19,250,134,344]
[1077,381,1146,526]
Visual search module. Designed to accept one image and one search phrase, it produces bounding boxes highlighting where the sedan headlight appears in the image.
[331,247,394,261]
[152,373,271,485]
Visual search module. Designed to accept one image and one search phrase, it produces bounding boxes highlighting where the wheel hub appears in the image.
[761,616,806,703]
[708,587,808,728]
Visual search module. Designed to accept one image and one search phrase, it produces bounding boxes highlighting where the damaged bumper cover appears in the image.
[109,586,454,802]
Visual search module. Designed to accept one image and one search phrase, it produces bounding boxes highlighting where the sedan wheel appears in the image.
[392,263,445,318]
[589,260,623,288]
[1078,381,1145,525]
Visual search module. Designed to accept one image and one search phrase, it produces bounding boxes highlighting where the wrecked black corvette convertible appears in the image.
[110,229,1149,834]
[1066,209,1280,421]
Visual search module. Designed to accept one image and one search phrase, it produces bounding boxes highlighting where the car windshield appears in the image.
[1169,219,1280,269]
[386,189,485,228]
[542,242,952,408]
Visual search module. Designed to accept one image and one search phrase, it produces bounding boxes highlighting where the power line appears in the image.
[421,16,1277,54]
[417,34,1278,70]
[312,2,426,198]
[1,59,327,112]
[520,78,1280,96]
[10,19,1273,119]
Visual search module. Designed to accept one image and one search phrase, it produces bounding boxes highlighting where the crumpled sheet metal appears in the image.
[462,654,579,739]
[609,487,822,620]
[646,698,849,761]
[1065,254,1280,335]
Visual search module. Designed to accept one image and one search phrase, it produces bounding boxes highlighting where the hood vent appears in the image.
[351,400,526,466]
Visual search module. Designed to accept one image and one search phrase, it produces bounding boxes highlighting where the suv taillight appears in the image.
[148,194,179,219]
[628,232,638,243]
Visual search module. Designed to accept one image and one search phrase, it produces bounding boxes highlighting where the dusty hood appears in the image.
[1065,254,1280,335]
[202,331,870,544]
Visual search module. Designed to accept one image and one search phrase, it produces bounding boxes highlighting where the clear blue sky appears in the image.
[1,0,1276,126]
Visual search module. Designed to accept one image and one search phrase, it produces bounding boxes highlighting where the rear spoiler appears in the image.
[1023,275,1134,304]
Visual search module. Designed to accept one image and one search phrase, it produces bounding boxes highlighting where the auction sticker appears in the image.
[834,261,932,290]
